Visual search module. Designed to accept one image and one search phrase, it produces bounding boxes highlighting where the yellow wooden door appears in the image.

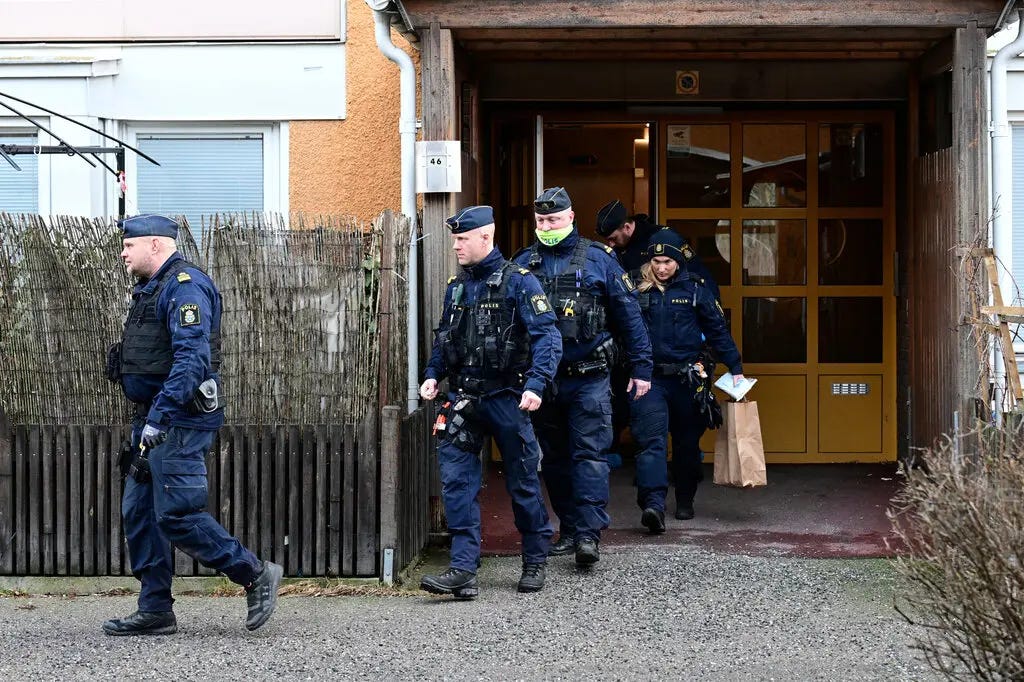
[658,112,896,463]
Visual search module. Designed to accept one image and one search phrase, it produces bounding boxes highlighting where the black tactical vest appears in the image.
[441,262,530,380]
[120,259,222,376]
[527,238,607,342]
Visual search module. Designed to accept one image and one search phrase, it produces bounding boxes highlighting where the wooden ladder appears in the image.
[982,252,1024,405]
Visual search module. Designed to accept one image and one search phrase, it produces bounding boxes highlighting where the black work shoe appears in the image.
[548,534,576,557]
[675,505,695,520]
[420,567,479,600]
[102,610,177,636]
[517,563,546,593]
[245,561,283,631]
[575,537,600,566]
[641,508,666,534]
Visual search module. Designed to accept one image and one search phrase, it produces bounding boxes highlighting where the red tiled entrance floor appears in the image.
[478,462,900,559]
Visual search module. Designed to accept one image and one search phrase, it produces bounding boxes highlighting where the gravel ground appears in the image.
[0,545,934,681]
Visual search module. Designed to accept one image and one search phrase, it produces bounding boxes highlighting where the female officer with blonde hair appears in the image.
[630,229,744,530]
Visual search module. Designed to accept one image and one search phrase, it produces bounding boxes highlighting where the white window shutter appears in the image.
[136,133,264,231]
[0,134,40,213]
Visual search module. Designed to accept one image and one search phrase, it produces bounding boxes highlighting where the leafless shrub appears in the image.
[890,427,1024,680]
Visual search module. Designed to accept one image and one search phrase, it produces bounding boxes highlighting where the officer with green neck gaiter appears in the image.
[513,187,653,568]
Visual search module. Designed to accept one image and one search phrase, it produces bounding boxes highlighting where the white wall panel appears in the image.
[0,0,342,41]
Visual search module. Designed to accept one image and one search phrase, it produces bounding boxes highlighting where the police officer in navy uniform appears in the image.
[595,199,721,301]
[104,214,282,635]
[512,187,653,566]
[595,200,722,461]
[629,230,744,531]
[419,206,561,599]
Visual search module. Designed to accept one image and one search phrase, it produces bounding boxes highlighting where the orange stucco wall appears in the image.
[289,0,417,221]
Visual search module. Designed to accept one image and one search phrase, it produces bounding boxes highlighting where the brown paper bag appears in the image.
[714,401,767,487]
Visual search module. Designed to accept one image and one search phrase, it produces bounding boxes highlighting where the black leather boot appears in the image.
[420,567,479,600]
[575,537,600,566]
[517,563,546,593]
[641,508,666,534]
[102,610,177,636]
[674,505,695,520]
[548,534,576,557]
[245,561,284,631]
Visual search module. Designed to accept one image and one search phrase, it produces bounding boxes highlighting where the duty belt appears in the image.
[560,359,609,378]
[653,363,690,377]
[450,374,523,396]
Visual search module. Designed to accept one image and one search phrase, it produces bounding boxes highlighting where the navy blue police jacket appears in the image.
[121,253,224,431]
[641,271,742,376]
[425,247,562,397]
[512,229,653,382]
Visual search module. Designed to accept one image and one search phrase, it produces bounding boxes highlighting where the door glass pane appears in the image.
[819,219,883,285]
[666,124,730,208]
[667,219,730,285]
[742,124,806,207]
[819,297,883,363]
[743,297,806,363]
[742,219,806,285]
[818,123,884,207]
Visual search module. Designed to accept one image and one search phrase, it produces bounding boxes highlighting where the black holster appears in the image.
[105,342,122,383]
[116,437,135,477]
[441,397,485,452]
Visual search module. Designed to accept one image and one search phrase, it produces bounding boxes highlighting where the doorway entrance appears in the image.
[490,109,896,463]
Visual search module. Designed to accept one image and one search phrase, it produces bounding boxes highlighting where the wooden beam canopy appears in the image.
[401,0,1006,30]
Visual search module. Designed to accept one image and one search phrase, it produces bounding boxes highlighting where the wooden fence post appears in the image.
[378,214,395,412]
[379,406,401,584]
[0,404,11,574]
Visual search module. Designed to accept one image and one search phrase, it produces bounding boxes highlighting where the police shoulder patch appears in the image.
[518,267,530,275]
[176,271,192,283]
[179,303,201,327]
[681,246,695,261]
[530,293,552,315]
[602,244,614,254]
[621,272,636,292]
[447,275,458,284]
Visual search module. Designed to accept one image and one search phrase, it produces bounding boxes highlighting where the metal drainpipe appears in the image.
[990,9,1024,417]
[366,1,420,413]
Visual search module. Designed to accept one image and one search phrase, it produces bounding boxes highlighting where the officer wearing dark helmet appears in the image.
[513,187,652,566]
[104,214,282,636]
[419,205,561,599]
[629,229,744,530]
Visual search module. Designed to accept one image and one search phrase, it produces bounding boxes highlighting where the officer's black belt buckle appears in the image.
[451,376,492,396]
[563,359,609,378]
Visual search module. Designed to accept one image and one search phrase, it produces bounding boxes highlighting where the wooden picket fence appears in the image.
[0,210,436,580]
[379,406,434,579]
[0,417,388,578]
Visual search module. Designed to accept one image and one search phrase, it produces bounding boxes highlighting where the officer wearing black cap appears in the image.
[596,200,722,463]
[419,205,561,599]
[104,214,282,636]
[630,229,743,530]
[512,187,653,566]
[595,200,720,300]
